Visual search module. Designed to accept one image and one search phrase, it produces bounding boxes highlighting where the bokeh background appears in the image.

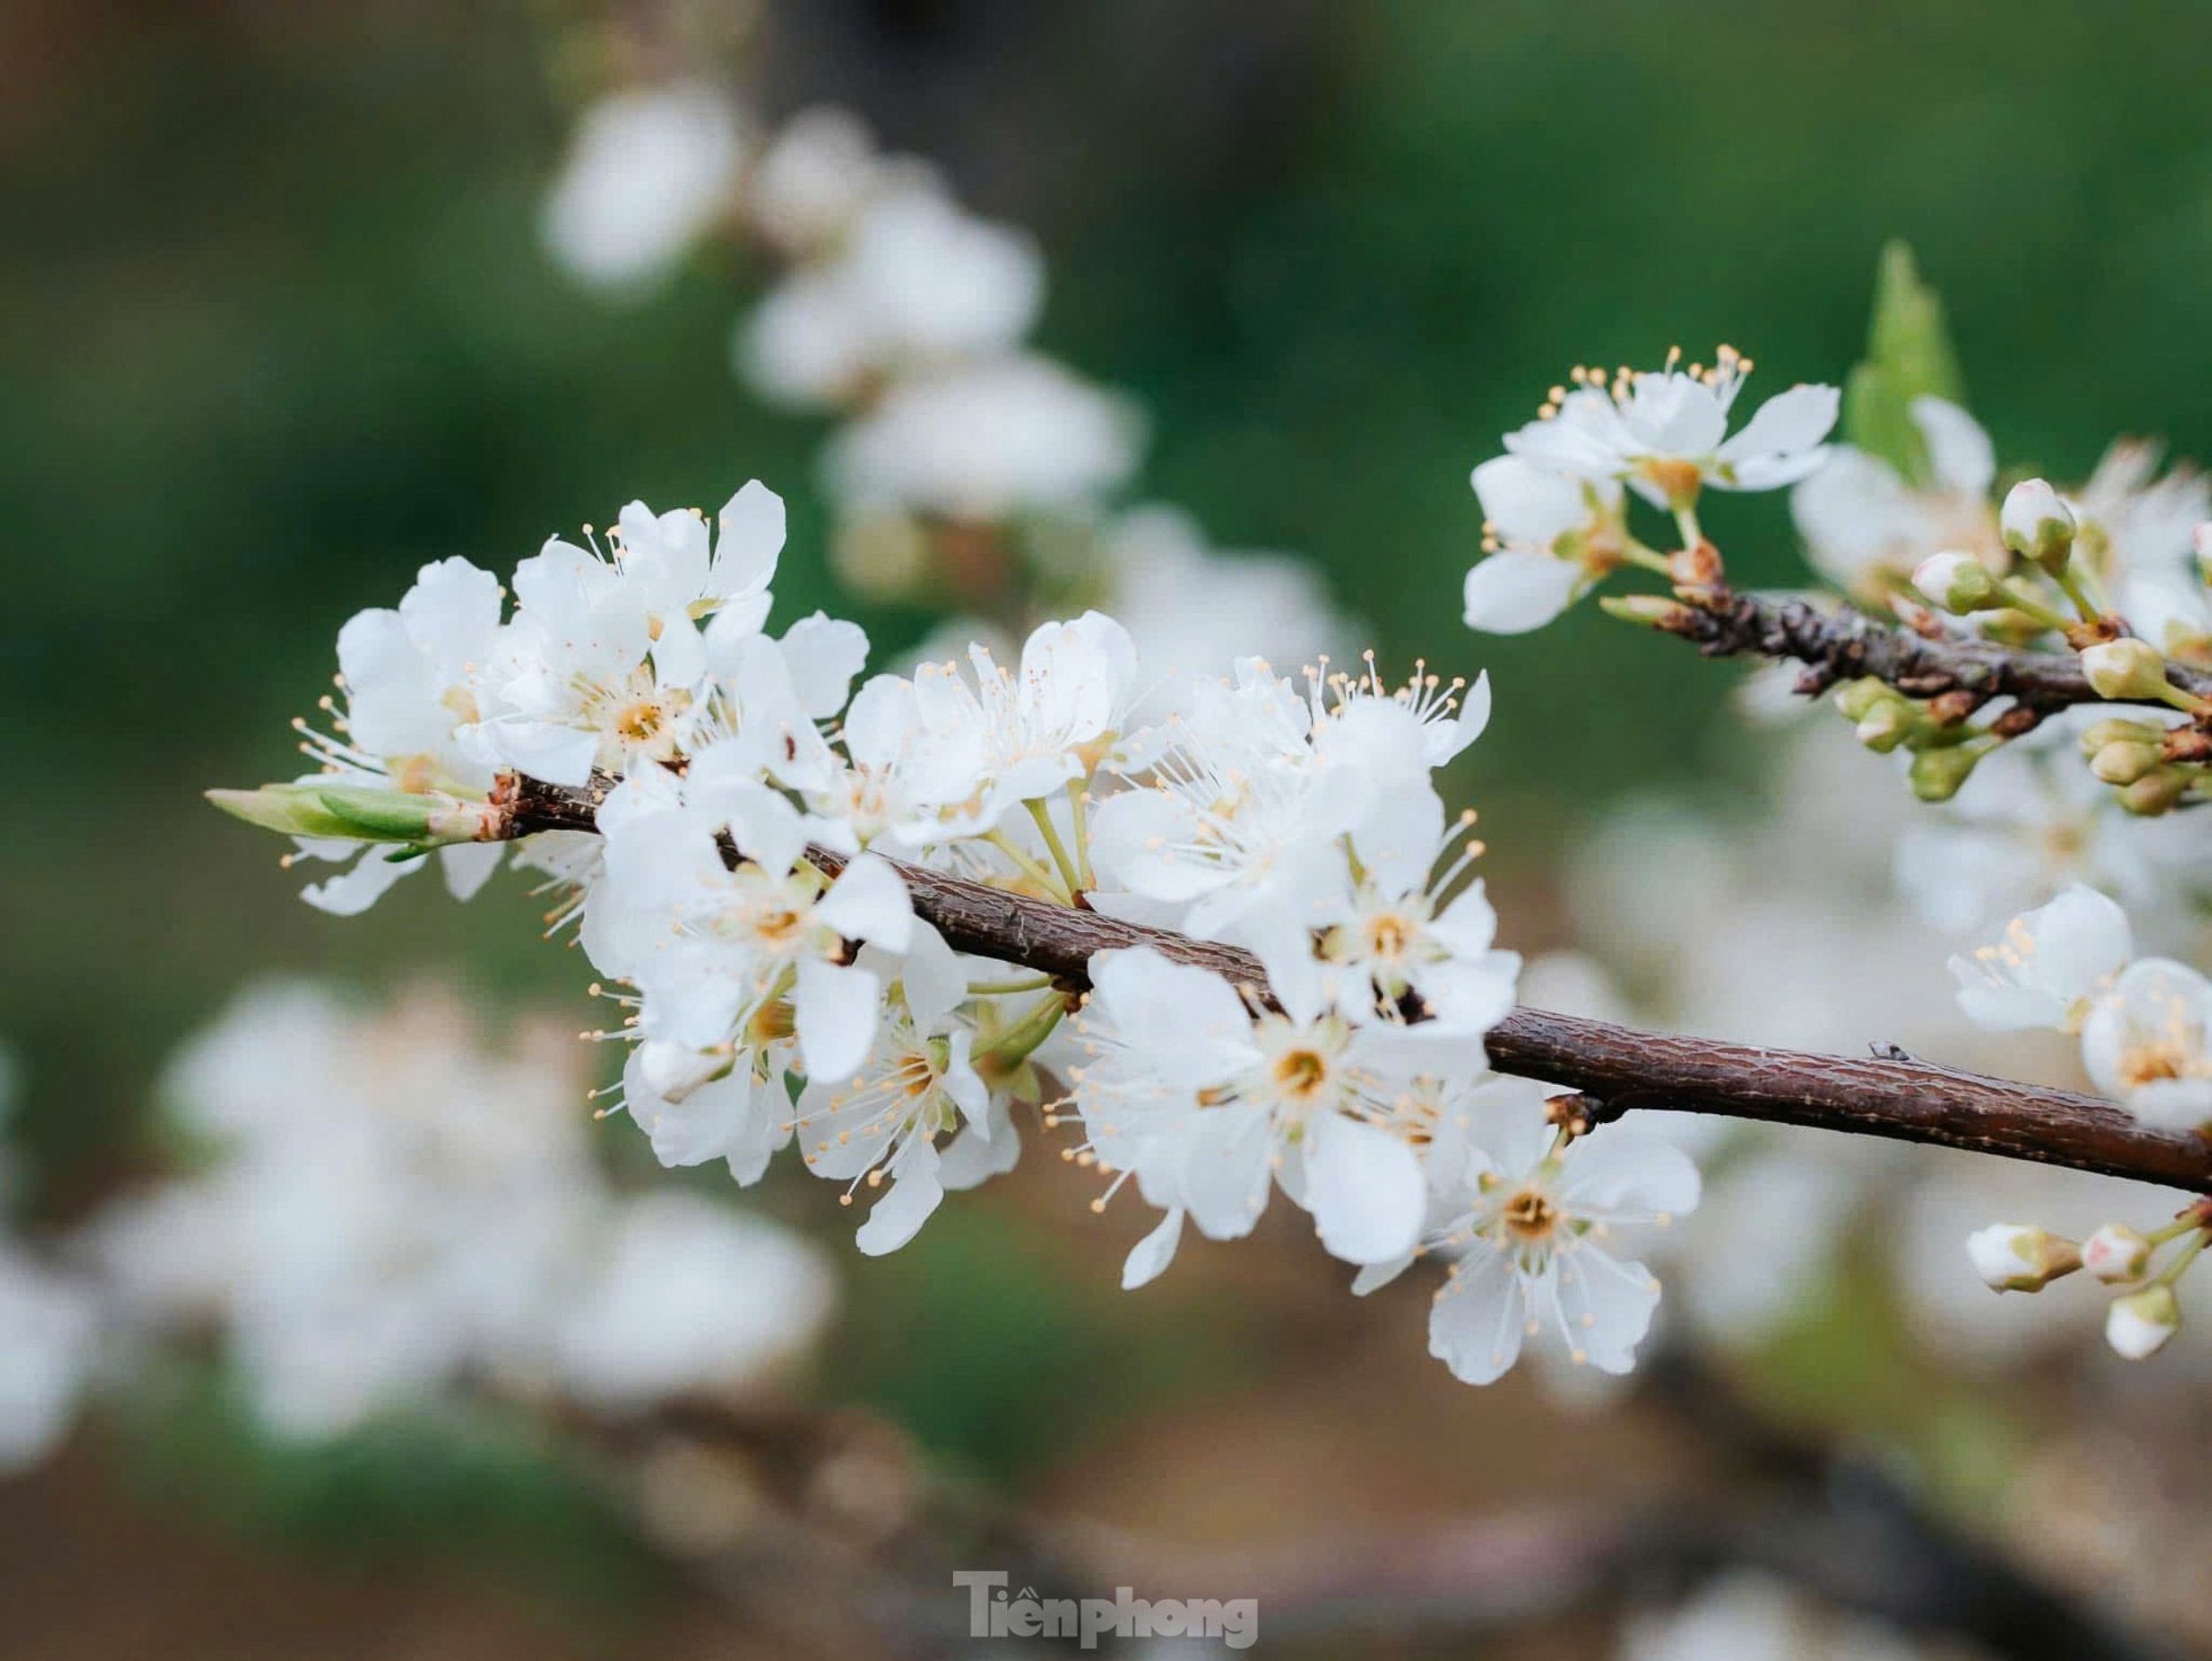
[8,2,2212,1657]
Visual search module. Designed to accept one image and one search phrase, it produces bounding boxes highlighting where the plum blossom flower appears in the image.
[2081,958,2212,1129]
[1463,457,1628,634]
[739,181,1044,411]
[588,765,914,1094]
[1791,396,1997,597]
[823,355,1143,519]
[465,483,792,786]
[541,81,745,294]
[1070,947,1437,1282]
[1407,1083,1699,1385]
[893,611,1142,841]
[290,557,510,915]
[1949,884,2133,1033]
[1092,654,1491,950]
[552,1190,836,1410]
[1503,347,1837,511]
[793,926,1017,1254]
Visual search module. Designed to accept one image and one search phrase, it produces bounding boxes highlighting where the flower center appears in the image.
[1365,912,1412,962]
[1501,1186,1559,1242]
[1272,1047,1330,1100]
[2118,1037,2191,1088]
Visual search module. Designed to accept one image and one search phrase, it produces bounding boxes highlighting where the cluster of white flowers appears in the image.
[1463,347,1839,634]
[540,82,1344,702]
[1949,886,2212,1358]
[84,982,836,1437]
[1455,319,2212,1373]
[215,469,1719,1388]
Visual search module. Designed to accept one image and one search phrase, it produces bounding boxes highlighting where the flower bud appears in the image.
[1967,1223,2082,1292]
[2001,478,2077,575]
[2119,768,2191,817]
[2091,739,2162,787]
[1835,677,1893,722]
[1909,742,1984,802]
[2079,717,2165,755]
[1913,550,2000,614]
[1857,700,1918,754]
[2082,1222,2153,1286]
[1597,594,1692,629]
[2106,1283,2181,1359]
[2080,637,2172,702]
[208,782,495,845]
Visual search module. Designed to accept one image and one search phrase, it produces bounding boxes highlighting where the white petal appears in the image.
[1716,383,1839,467]
[1554,1249,1663,1373]
[1428,1247,1525,1385]
[1121,1208,1185,1290]
[779,613,872,719]
[1470,456,1586,545]
[795,960,880,1083]
[1350,1253,1414,1296]
[816,853,915,952]
[714,481,787,599]
[856,1151,944,1256]
[1462,553,1578,634]
[938,1118,1020,1190]
[1912,396,1996,495]
[300,849,419,915]
[1304,1114,1427,1265]
[897,920,966,1030]
[436,841,504,901]
[1178,1102,1275,1240]
[1555,1129,1701,1220]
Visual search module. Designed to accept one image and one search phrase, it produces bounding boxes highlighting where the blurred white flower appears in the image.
[2080,957,2212,1129]
[1949,885,2132,1034]
[83,982,837,1438]
[541,82,746,293]
[823,356,1144,519]
[1792,396,1997,596]
[554,1191,836,1409]
[740,183,1044,410]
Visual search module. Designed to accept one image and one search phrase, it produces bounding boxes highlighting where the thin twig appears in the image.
[497,773,2212,1195]
[1655,586,2212,711]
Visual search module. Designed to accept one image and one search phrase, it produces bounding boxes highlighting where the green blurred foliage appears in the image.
[1844,242,1967,483]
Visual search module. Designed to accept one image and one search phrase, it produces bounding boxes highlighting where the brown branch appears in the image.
[1656,586,2212,712]
[500,773,2212,1195]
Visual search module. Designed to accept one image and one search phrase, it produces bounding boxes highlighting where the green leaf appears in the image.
[1841,242,1967,486]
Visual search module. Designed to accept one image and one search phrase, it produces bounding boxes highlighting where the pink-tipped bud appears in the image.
[2082,1223,2153,1286]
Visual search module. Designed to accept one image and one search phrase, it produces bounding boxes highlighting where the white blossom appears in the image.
[1949,885,2133,1033]
[541,82,745,293]
[823,356,1143,519]
[1503,349,1837,510]
[2081,957,2212,1129]
[1792,396,1997,596]
[1419,1086,1699,1385]
[739,182,1044,411]
[792,925,1015,1254]
[1070,947,1437,1278]
[290,557,510,914]
[1463,456,1625,634]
